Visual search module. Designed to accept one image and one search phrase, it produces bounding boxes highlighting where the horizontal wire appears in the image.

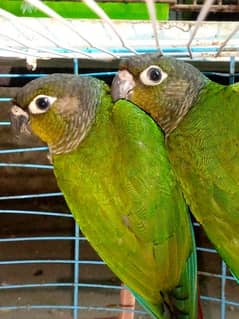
[0,46,43,58]
[0,163,53,169]
[198,271,235,281]
[0,236,85,242]
[0,147,48,154]
[0,259,105,265]
[0,98,13,101]
[0,71,117,78]
[0,209,72,218]
[193,222,200,227]
[0,192,62,200]
[0,304,145,314]
[0,282,121,290]
[200,296,239,307]
[197,247,217,253]
[203,71,239,77]
[0,300,236,313]
[0,46,231,59]
[0,74,48,78]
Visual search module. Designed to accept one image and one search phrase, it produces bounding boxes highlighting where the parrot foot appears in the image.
[172,284,188,300]
[160,291,189,319]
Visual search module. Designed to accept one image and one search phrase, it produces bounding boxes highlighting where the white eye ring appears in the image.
[28,95,57,114]
[139,65,168,86]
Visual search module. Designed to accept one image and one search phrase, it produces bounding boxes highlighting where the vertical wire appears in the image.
[73,58,80,319]
[73,58,79,76]
[187,0,215,58]
[229,56,235,85]
[221,261,226,319]
[145,0,162,54]
[81,0,137,55]
[216,25,239,57]
[73,222,80,319]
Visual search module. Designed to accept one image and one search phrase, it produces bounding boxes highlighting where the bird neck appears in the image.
[158,69,208,136]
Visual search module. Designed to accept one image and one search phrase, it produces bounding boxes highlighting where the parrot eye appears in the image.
[36,97,50,110]
[139,65,167,86]
[28,95,57,114]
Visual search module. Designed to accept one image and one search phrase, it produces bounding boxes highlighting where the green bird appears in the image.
[112,52,239,280]
[10,74,197,319]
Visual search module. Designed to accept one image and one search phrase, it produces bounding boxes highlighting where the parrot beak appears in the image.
[10,105,31,135]
[111,70,135,102]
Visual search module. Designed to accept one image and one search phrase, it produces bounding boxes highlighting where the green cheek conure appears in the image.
[112,52,239,281]
[11,74,197,319]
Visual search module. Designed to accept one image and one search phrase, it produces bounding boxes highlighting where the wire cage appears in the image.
[1,1,239,319]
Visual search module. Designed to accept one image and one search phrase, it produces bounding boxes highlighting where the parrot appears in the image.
[10,74,198,319]
[111,52,239,281]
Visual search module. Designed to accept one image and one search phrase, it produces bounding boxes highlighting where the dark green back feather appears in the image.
[168,80,239,280]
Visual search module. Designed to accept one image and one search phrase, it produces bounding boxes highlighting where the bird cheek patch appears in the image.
[57,96,80,115]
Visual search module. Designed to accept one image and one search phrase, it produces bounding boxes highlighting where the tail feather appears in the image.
[230,270,239,284]
[128,221,198,319]
[129,288,167,319]
[170,220,198,319]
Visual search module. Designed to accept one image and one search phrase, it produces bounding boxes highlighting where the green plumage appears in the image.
[113,53,239,281]
[11,74,197,319]
[168,80,239,279]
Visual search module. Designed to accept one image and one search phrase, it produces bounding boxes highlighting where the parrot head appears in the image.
[11,74,107,154]
[112,53,207,135]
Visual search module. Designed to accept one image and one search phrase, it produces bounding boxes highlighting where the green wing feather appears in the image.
[53,98,197,318]
[168,80,239,279]
[172,221,198,319]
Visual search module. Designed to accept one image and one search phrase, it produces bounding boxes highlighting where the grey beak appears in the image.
[111,70,135,102]
[10,105,30,135]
